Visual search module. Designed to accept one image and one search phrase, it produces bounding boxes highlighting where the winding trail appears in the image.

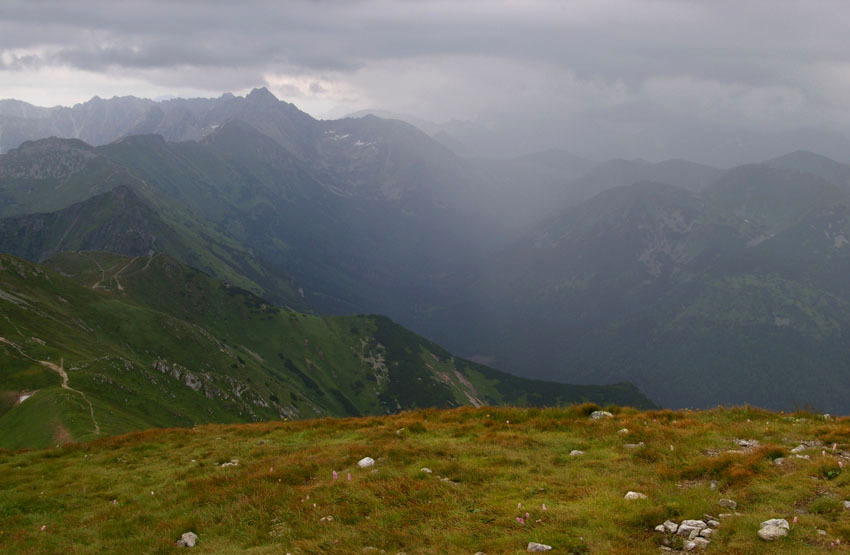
[0,337,100,435]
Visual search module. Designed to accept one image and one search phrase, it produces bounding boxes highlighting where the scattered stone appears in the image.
[706,520,720,528]
[773,457,785,466]
[691,537,710,549]
[395,428,406,435]
[569,450,585,457]
[790,445,806,454]
[677,520,706,540]
[718,513,734,519]
[709,481,717,491]
[176,532,198,547]
[818,530,828,536]
[474,552,486,555]
[624,491,647,500]
[795,454,810,460]
[623,442,645,449]
[527,542,552,552]
[357,457,375,468]
[319,515,334,522]
[220,459,239,468]
[718,499,737,510]
[659,547,672,552]
[683,541,697,551]
[758,519,789,541]
[663,520,678,534]
[844,500,850,510]
[699,528,713,539]
[618,428,629,434]
[590,411,613,420]
[655,525,666,533]
[734,439,760,449]
[420,467,432,474]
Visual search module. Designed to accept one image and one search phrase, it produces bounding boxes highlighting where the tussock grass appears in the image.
[0,406,849,553]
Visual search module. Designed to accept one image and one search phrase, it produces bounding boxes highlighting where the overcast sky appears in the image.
[2,0,849,163]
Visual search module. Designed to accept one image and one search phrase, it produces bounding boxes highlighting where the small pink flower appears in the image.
[542,503,547,511]
[833,443,837,452]
[793,516,798,524]
[823,450,827,457]
[270,467,274,473]
[332,470,338,480]
[516,517,525,525]
[839,461,844,469]
[517,502,522,509]
[525,512,530,519]
[670,444,674,452]
[112,499,117,505]
[306,495,310,500]
[837,539,841,545]
[347,472,352,481]
[40,525,46,531]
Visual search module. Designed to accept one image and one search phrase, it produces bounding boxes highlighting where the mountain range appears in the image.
[2,88,850,419]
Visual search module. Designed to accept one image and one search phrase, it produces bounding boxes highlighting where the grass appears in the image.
[0,405,848,553]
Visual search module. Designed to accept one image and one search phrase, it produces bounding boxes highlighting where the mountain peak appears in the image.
[245,87,279,106]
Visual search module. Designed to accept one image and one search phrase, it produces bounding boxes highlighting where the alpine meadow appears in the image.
[2,1,850,553]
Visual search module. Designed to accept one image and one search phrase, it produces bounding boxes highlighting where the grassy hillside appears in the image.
[0,253,652,449]
[0,406,848,553]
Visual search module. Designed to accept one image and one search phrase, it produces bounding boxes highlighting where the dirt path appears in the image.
[84,253,107,289]
[0,337,100,435]
[111,257,137,291]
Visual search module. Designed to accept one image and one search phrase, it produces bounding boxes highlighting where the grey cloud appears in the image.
[0,0,849,164]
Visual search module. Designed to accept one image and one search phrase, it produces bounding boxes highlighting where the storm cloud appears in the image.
[1,0,849,164]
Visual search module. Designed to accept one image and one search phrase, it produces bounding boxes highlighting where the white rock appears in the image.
[220,459,239,468]
[758,519,789,541]
[795,455,810,460]
[718,499,737,510]
[699,528,713,539]
[692,537,710,549]
[706,520,720,528]
[624,491,647,500]
[176,532,198,547]
[618,428,629,434]
[790,445,806,453]
[681,520,707,531]
[358,457,375,468]
[655,524,666,533]
[623,442,645,449]
[818,529,828,535]
[843,500,850,510]
[663,520,679,534]
[569,450,584,457]
[683,541,697,551]
[773,457,785,466]
[677,523,703,540]
[527,542,552,552]
[420,467,432,474]
[319,515,334,522]
[590,411,613,420]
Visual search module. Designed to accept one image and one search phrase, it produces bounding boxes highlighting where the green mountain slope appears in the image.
[422,166,850,413]
[0,252,653,449]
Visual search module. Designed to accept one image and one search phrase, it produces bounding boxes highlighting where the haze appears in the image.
[2,0,850,164]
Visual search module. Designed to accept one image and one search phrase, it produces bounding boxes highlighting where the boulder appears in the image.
[663,520,679,534]
[590,411,613,420]
[527,542,552,552]
[718,499,737,510]
[358,457,375,468]
[624,491,647,500]
[176,532,198,547]
[420,467,432,474]
[569,450,584,457]
[758,519,789,541]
